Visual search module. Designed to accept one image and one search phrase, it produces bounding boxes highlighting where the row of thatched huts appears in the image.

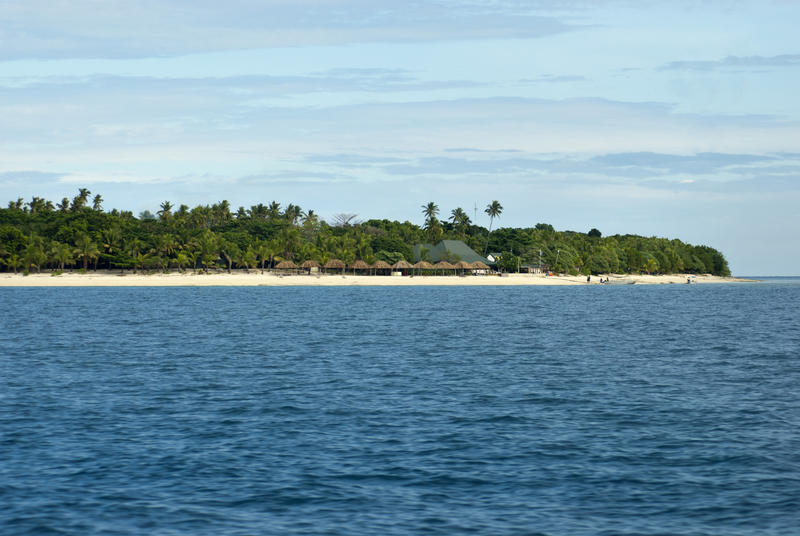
[272,259,491,275]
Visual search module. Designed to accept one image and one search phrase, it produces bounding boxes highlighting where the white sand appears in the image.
[0,271,754,287]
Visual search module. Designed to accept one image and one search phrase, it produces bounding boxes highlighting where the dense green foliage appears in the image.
[0,191,730,276]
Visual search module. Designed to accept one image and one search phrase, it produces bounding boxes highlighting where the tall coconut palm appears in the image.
[101,227,123,258]
[6,253,22,274]
[23,237,47,273]
[483,200,503,255]
[158,201,173,222]
[239,246,257,273]
[421,202,439,225]
[153,234,177,259]
[267,201,281,221]
[127,238,146,273]
[218,239,240,273]
[450,207,471,235]
[212,200,231,224]
[71,188,91,211]
[174,251,190,272]
[248,203,268,220]
[51,242,74,271]
[74,233,100,271]
[92,194,103,211]
[284,203,302,226]
[27,196,46,214]
[197,230,220,272]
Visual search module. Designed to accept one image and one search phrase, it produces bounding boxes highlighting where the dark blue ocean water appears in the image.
[2,281,799,535]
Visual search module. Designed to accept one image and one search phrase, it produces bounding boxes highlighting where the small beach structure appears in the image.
[323,258,346,274]
[301,259,320,274]
[370,260,391,275]
[470,261,490,274]
[412,239,491,266]
[392,260,413,276]
[274,260,298,273]
[433,261,455,275]
[349,260,370,275]
[413,260,433,275]
[455,260,472,275]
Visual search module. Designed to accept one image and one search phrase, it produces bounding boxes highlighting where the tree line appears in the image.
[0,190,730,276]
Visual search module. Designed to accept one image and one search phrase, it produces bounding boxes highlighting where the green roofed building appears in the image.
[412,240,491,265]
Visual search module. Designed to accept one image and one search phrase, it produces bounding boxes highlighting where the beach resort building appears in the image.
[412,240,491,265]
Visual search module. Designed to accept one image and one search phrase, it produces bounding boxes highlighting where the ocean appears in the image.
[2,280,799,535]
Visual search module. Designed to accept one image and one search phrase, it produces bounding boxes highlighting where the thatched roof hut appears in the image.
[370,260,391,276]
[455,261,472,270]
[324,259,345,269]
[433,261,455,275]
[471,261,490,270]
[349,260,370,270]
[392,260,413,269]
[275,260,298,269]
[301,260,320,269]
[413,261,433,269]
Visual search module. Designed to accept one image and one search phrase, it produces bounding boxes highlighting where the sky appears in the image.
[1,0,798,275]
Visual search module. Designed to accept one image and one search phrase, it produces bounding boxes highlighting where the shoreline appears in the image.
[0,271,756,287]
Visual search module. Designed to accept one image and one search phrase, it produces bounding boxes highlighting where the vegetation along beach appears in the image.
[0,191,741,286]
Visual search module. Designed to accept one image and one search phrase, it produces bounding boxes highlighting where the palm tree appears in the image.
[267,201,281,221]
[197,230,220,272]
[74,233,100,271]
[92,194,103,211]
[248,203,268,220]
[153,234,176,259]
[126,238,146,273]
[51,242,74,271]
[483,200,503,255]
[158,201,173,222]
[212,200,231,224]
[284,203,302,226]
[254,241,270,272]
[101,227,123,256]
[6,253,22,274]
[23,237,47,273]
[450,207,471,235]
[239,246,257,273]
[218,239,240,273]
[71,188,91,211]
[174,251,190,272]
[422,202,439,225]
[27,196,47,214]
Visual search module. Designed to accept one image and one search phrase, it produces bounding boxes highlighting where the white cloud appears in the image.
[0,0,574,60]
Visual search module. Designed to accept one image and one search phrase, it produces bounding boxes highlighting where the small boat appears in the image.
[602,278,635,285]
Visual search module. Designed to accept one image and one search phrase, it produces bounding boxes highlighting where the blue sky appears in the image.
[1,0,798,275]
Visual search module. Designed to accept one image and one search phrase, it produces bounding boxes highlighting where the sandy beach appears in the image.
[0,271,755,287]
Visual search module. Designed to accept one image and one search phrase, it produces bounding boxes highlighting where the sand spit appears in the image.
[0,271,755,287]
